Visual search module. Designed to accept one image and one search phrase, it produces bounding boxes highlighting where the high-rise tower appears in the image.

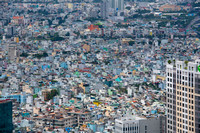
[166,60,200,133]
[101,0,109,19]
[110,0,124,12]
[0,100,13,133]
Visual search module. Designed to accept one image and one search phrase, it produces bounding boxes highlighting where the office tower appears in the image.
[101,0,109,19]
[110,0,124,12]
[0,100,13,133]
[115,116,166,133]
[166,60,200,133]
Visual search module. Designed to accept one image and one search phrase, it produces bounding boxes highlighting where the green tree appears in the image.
[129,41,135,46]
[168,60,172,64]
[45,89,58,101]
[65,32,70,36]
[33,52,48,59]
[20,53,29,57]
[126,6,131,10]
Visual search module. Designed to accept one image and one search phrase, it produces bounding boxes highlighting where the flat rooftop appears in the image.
[0,99,12,104]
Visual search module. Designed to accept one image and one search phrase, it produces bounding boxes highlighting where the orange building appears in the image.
[12,16,24,25]
[13,16,23,19]
[88,24,100,31]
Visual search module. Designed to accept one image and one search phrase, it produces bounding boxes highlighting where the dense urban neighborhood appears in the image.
[0,0,200,133]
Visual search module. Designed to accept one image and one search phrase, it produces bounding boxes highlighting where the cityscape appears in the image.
[0,0,200,133]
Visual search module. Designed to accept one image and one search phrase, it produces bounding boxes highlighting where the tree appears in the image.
[168,60,172,64]
[48,19,52,26]
[136,9,151,14]
[126,6,131,10]
[129,41,135,46]
[45,89,58,101]
[50,89,58,98]
[184,61,188,65]
[65,32,70,36]
[50,33,65,41]
[20,53,29,57]
[173,59,176,67]
[33,52,48,59]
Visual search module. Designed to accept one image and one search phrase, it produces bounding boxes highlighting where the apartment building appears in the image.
[166,60,200,133]
[33,115,76,128]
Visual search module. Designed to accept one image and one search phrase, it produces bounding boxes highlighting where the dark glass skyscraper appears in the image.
[0,100,13,133]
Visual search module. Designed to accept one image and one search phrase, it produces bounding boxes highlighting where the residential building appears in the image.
[34,115,75,128]
[166,60,200,133]
[1,93,27,104]
[42,89,51,101]
[68,110,91,127]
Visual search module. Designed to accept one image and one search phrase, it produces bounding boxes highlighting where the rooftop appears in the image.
[0,99,12,104]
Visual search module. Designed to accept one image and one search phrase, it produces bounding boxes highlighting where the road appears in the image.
[186,16,200,30]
